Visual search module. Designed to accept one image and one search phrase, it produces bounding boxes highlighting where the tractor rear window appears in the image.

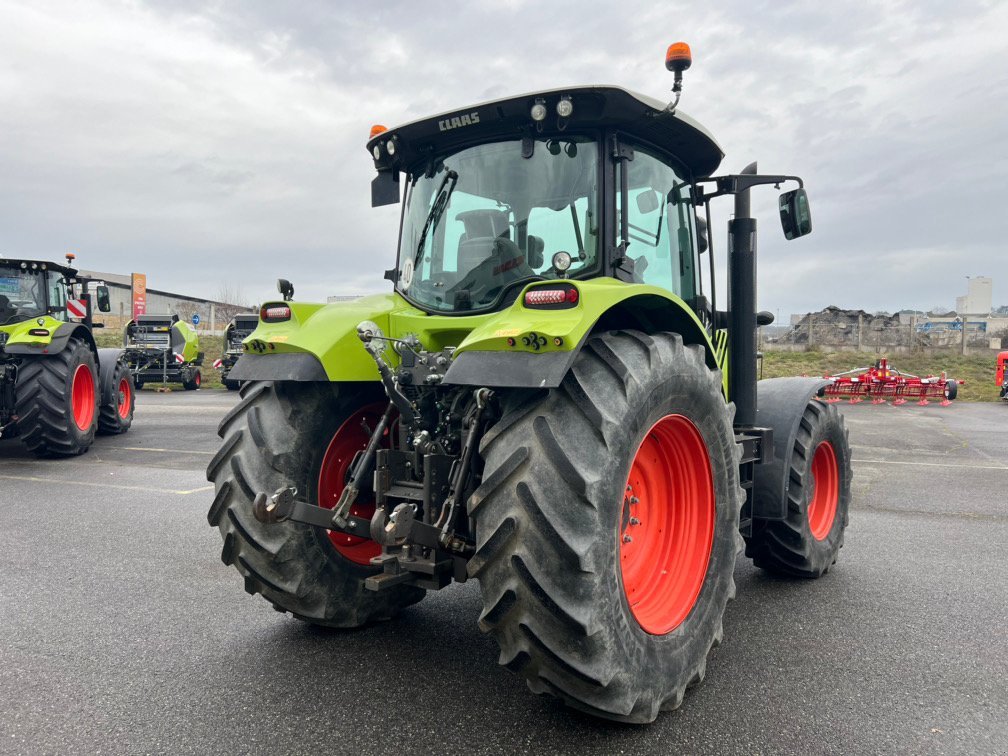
[0,268,46,326]
[398,136,599,313]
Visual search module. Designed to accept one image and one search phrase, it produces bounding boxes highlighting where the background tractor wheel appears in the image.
[182,369,201,391]
[745,400,852,577]
[944,379,958,401]
[206,380,423,627]
[97,359,135,435]
[14,336,98,457]
[470,330,743,723]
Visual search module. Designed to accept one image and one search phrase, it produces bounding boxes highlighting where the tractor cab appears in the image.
[0,257,111,332]
[0,259,70,328]
[367,86,724,317]
[367,80,809,328]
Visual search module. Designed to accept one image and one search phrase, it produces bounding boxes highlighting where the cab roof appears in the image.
[366,86,724,179]
[0,258,76,277]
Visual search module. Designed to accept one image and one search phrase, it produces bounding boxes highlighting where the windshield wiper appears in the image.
[414,169,458,266]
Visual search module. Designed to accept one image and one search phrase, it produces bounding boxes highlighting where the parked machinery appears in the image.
[213,313,258,390]
[122,314,203,390]
[997,352,1008,400]
[1,254,135,456]
[823,358,962,405]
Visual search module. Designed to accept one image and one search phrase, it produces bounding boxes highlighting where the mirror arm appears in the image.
[695,173,803,201]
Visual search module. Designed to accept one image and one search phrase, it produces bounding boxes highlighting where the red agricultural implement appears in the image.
[822,359,963,405]
[997,351,1008,401]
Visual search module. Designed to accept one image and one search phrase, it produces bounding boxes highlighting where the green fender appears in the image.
[1,317,97,357]
[443,277,723,391]
[232,279,725,394]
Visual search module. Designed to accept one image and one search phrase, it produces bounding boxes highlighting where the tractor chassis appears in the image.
[254,402,774,593]
[123,347,198,385]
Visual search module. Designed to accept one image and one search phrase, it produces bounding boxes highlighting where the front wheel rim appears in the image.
[808,441,839,540]
[619,414,715,635]
[117,377,132,419]
[71,364,96,431]
[317,403,387,566]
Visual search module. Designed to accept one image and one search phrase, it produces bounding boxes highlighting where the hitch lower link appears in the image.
[251,486,471,591]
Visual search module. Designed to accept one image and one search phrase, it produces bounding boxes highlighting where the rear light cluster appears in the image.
[523,284,579,309]
[260,304,291,323]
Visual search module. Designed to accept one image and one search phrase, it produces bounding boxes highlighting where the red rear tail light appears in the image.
[524,285,579,309]
[260,305,291,322]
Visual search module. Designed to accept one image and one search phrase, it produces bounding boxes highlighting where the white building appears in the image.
[955,276,992,315]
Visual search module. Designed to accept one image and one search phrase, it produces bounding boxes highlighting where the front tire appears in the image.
[14,337,98,457]
[98,359,135,435]
[744,399,851,577]
[206,380,423,626]
[469,331,743,723]
[182,368,201,391]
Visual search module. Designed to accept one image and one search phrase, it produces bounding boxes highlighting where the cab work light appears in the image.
[523,285,579,309]
[260,304,292,322]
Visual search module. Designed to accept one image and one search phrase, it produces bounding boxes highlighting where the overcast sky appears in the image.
[1,0,1006,317]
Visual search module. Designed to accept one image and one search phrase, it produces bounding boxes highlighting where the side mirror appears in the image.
[277,279,294,302]
[635,189,661,214]
[779,188,812,239]
[371,170,400,207]
[695,213,709,254]
[95,285,111,312]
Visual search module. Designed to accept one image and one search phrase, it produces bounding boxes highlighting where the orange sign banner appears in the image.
[131,273,147,320]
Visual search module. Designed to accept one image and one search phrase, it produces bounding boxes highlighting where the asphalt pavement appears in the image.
[0,391,1005,755]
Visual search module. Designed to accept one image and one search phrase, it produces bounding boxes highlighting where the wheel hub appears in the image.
[619,414,715,635]
[317,403,388,565]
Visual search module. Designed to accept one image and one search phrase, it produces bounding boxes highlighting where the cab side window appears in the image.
[47,272,67,321]
[615,145,697,299]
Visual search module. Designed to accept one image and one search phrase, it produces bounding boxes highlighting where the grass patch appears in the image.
[761,350,999,402]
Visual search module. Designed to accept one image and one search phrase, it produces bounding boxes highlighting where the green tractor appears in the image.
[213,313,259,390]
[207,44,852,723]
[0,254,135,456]
[122,314,203,390]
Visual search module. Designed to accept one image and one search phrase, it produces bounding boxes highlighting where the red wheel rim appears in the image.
[194,371,201,388]
[317,403,387,566]
[70,364,96,431]
[117,377,131,419]
[619,414,715,635]
[808,441,839,541]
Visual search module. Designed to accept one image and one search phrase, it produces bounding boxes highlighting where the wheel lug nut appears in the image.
[629,517,640,526]
[629,496,639,505]
[622,534,633,544]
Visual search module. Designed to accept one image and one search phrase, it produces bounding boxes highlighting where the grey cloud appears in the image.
[0,0,1005,317]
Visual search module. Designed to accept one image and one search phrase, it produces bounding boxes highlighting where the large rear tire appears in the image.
[206,380,424,627]
[14,337,98,457]
[469,331,743,723]
[744,399,852,577]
